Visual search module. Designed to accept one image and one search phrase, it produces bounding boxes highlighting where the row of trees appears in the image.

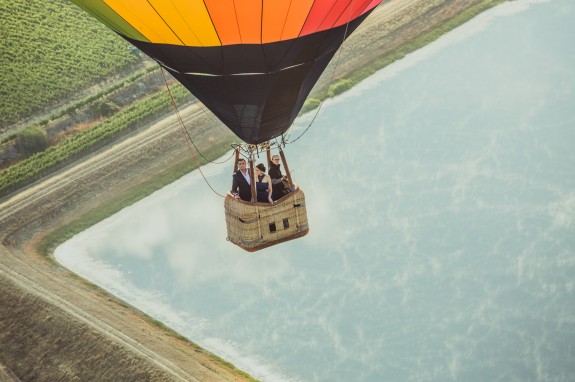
[0,85,188,196]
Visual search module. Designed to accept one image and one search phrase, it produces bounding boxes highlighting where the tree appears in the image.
[15,126,48,156]
[95,99,119,118]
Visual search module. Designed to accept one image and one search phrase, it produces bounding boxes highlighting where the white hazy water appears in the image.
[56,1,575,381]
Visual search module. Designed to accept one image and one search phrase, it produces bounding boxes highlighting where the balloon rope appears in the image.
[285,0,357,144]
[160,68,234,165]
[160,67,227,198]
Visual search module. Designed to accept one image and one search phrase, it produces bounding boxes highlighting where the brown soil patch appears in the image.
[0,1,499,380]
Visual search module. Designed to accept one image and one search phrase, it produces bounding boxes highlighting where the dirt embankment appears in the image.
[0,1,500,381]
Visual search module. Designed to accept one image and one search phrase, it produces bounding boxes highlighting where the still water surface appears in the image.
[56,1,575,380]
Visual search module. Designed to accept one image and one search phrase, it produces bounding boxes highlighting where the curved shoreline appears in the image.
[0,1,508,380]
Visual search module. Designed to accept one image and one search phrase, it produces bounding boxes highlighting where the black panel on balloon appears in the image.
[126,12,372,144]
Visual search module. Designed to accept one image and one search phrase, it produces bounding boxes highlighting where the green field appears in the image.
[0,83,190,197]
[0,0,142,129]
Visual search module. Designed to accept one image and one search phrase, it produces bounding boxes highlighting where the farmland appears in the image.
[1,0,141,130]
[0,83,189,196]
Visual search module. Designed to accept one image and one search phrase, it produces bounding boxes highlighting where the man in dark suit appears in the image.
[231,158,253,201]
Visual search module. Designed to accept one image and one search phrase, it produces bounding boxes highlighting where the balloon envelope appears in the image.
[72,0,383,144]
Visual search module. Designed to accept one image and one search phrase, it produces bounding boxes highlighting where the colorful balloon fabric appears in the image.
[72,0,383,143]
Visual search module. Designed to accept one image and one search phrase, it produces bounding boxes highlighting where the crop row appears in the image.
[0,84,189,196]
[1,0,141,128]
[1,66,160,144]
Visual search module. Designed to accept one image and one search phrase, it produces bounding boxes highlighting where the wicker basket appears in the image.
[224,188,309,251]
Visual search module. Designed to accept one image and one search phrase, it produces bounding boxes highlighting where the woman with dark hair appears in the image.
[255,163,273,204]
[268,155,288,201]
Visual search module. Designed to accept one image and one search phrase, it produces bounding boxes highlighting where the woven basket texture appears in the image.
[224,189,309,250]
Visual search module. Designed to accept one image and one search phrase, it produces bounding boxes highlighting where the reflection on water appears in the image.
[56,1,575,381]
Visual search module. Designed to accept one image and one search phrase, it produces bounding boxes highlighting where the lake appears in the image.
[55,1,575,381]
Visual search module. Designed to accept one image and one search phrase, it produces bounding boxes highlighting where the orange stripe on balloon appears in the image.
[204,0,242,45]
[262,0,291,43]
[281,0,314,41]
[235,0,262,43]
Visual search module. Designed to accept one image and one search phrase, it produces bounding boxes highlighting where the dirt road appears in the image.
[0,104,242,381]
[0,1,499,380]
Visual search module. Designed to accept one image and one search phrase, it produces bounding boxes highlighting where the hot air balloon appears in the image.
[71,0,383,251]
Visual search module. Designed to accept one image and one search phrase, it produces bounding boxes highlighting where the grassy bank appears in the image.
[38,140,235,256]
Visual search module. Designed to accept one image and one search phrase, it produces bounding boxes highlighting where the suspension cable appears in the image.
[160,67,235,165]
[160,67,227,198]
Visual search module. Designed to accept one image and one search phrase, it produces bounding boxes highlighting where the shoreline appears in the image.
[0,1,509,380]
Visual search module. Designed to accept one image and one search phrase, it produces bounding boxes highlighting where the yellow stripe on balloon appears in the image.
[103,0,181,44]
[147,0,221,46]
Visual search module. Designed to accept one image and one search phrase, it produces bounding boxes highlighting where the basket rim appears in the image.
[226,187,302,207]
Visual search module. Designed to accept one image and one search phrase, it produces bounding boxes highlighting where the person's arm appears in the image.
[231,174,240,198]
[264,175,271,191]
[266,175,273,203]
